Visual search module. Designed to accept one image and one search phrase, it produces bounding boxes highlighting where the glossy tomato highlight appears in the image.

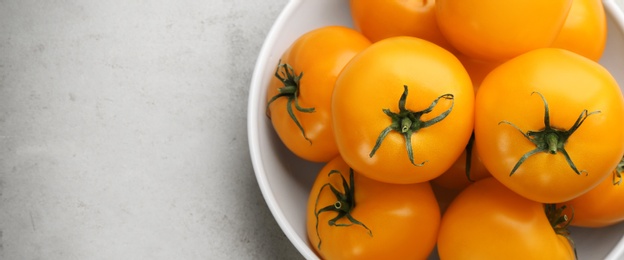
[306,156,440,259]
[475,48,624,203]
[266,26,371,162]
[332,36,474,184]
[436,0,573,61]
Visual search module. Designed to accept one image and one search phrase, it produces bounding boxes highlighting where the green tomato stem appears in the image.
[499,92,599,176]
[369,85,454,166]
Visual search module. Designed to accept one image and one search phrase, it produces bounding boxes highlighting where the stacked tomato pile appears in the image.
[265,0,624,259]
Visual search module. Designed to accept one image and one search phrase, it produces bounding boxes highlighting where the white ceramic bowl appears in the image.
[248,0,624,259]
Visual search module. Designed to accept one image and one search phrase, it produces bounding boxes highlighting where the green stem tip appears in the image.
[499,92,599,176]
[369,85,454,166]
[266,61,315,143]
[314,169,372,250]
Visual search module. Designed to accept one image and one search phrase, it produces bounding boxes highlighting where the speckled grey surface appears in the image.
[0,0,302,259]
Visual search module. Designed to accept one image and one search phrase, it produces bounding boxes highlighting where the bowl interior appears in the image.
[248,0,624,259]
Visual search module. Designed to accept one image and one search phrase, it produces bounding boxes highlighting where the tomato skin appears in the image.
[455,54,501,91]
[561,170,624,227]
[332,36,474,184]
[266,26,371,162]
[475,48,624,203]
[306,156,440,259]
[438,177,575,259]
[551,0,606,61]
[432,140,490,190]
[436,0,572,61]
[349,0,452,50]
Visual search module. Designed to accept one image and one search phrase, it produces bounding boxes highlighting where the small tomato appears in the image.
[551,0,607,61]
[349,0,452,50]
[438,177,576,259]
[266,26,371,162]
[306,156,440,259]
[436,0,573,61]
[455,53,501,91]
[562,156,624,227]
[432,134,491,190]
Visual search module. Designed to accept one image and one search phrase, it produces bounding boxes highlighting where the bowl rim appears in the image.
[248,0,624,259]
[602,4,624,260]
[247,0,319,259]
[596,2,624,259]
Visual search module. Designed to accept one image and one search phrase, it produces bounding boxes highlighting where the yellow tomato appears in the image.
[562,157,624,227]
[436,0,572,61]
[475,48,624,203]
[438,178,576,259]
[432,134,491,190]
[350,0,453,50]
[333,36,474,184]
[266,26,371,162]
[306,156,440,259]
[551,0,606,61]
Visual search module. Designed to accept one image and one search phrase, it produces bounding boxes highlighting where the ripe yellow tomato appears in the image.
[349,0,453,50]
[438,177,576,259]
[432,135,491,190]
[551,0,606,61]
[332,36,474,184]
[266,26,371,162]
[456,53,501,90]
[306,156,440,259]
[562,157,624,227]
[475,48,624,203]
[436,0,573,61]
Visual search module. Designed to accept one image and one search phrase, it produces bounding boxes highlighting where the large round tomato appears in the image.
[436,0,572,61]
[437,177,576,259]
[561,156,624,228]
[349,0,452,50]
[551,0,606,61]
[266,26,371,162]
[475,48,624,203]
[306,156,440,259]
[332,36,474,184]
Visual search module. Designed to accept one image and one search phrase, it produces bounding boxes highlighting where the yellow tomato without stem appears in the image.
[436,0,572,61]
[438,177,576,259]
[432,135,491,190]
[349,0,453,50]
[551,0,606,61]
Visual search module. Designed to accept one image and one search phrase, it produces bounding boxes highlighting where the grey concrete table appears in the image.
[0,0,302,259]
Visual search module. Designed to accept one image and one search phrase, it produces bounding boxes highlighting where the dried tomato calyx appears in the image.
[266,61,315,143]
[370,85,454,166]
[545,204,577,259]
[613,156,624,185]
[464,132,476,182]
[499,92,600,176]
[314,169,372,250]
